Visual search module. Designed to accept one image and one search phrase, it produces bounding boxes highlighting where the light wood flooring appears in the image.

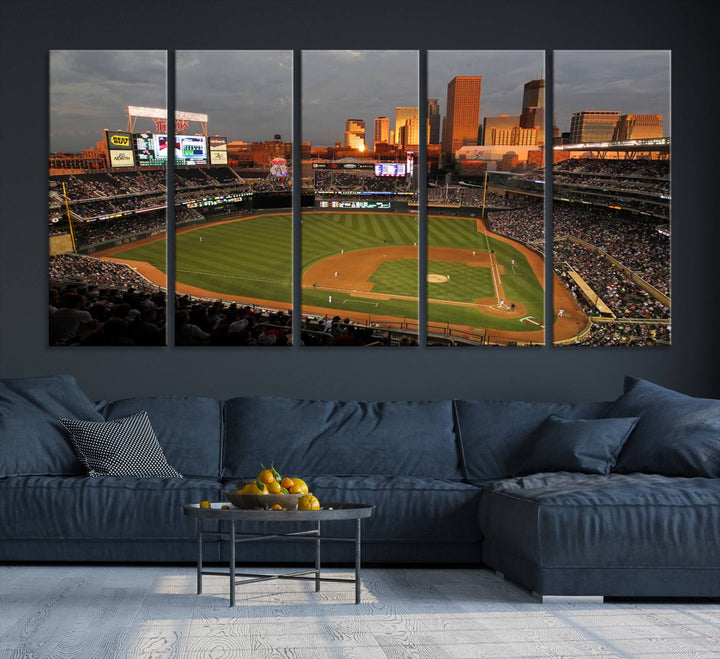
[1,565,719,658]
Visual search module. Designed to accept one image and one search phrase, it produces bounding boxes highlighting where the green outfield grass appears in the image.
[107,211,544,332]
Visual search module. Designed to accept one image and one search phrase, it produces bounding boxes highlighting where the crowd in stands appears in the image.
[487,202,670,294]
[554,158,669,179]
[574,321,670,347]
[244,179,292,193]
[175,296,292,346]
[428,187,536,208]
[49,254,166,346]
[51,170,252,220]
[554,240,669,321]
[553,204,670,294]
[554,173,669,196]
[314,171,411,195]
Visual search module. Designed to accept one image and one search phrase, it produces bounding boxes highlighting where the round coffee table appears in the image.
[182,502,375,606]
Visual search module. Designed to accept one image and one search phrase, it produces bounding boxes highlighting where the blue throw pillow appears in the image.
[514,415,639,476]
[0,375,104,477]
[453,399,612,481]
[606,376,720,477]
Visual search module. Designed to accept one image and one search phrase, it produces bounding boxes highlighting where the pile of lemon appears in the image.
[236,464,320,511]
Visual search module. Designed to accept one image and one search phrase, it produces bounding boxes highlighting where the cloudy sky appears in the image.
[50,50,166,153]
[554,50,670,134]
[50,49,670,152]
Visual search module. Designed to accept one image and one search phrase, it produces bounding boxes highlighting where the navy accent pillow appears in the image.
[606,376,720,477]
[515,415,639,476]
[453,400,612,481]
[0,375,104,477]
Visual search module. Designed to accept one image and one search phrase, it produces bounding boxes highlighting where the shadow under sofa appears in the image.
[1,374,718,599]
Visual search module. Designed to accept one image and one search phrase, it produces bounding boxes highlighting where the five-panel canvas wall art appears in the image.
[49,50,670,347]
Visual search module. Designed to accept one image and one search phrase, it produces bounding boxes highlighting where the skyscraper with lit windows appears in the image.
[373,116,390,150]
[344,119,366,150]
[442,76,482,164]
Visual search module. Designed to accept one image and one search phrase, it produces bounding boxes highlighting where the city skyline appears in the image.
[50,49,670,153]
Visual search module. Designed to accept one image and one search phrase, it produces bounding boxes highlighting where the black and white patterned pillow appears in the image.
[59,411,182,478]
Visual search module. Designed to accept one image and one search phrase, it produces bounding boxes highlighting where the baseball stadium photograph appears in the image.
[49,49,670,347]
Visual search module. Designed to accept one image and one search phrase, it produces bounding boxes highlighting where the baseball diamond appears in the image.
[95,211,586,343]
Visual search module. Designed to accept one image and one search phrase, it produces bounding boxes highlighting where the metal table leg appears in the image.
[315,521,321,592]
[229,519,236,607]
[196,517,203,595]
[355,518,362,604]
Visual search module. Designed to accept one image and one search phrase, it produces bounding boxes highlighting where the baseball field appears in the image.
[96,211,586,342]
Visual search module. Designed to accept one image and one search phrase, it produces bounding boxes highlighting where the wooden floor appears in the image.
[1,566,719,658]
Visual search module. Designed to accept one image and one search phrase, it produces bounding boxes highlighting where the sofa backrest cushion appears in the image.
[100,396,223,479]
[223,397,460,480]
[0,374,103,477]
[454,399,611,482]
[606,376,720,477]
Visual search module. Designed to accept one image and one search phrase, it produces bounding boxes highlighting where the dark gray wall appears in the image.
[1,0,718,402]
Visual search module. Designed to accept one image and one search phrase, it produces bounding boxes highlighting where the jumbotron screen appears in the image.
[374,162,406,177]
[176,135,207,165]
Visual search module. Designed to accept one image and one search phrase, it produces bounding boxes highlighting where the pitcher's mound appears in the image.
[428,274,449,283]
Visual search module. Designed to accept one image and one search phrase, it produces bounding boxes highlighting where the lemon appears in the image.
[246,480,268,495]
[289,478,309,494]
[267,480,283,494]
[199,500,211,509]
[298,494,320,511]
[257,468,275,484]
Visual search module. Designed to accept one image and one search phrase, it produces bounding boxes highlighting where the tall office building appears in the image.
[522,79,544,112]
[491,126,538,146]
[483,115,521,146]
[344,118,366,150]
[569,111,620,143]
[402,115,430,148]
[442,76,482,164]
[395,107,419,145]
[613,114,664,140]
[520,79,545,145]
[373,116,390,150]
[428,99,441,144]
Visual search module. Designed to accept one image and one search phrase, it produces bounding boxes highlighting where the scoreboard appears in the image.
[374,162,406,177]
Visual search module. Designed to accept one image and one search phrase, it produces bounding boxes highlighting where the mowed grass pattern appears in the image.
[109,211,544,332]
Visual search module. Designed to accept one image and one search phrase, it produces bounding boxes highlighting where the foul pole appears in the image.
[61,182,77,253]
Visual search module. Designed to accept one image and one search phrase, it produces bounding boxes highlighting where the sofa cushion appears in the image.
[514,415,639,476]
[453,400,611,482]
[0,375,104,477]
[224,397,461,480]
[59,413,182,478]
[219,474,482,544]
[606,377,720,477]
[0,475,222,542]
[100,396,223,479]
[478,472,720,569]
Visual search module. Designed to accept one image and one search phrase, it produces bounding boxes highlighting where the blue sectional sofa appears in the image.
[1,374,719,598]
